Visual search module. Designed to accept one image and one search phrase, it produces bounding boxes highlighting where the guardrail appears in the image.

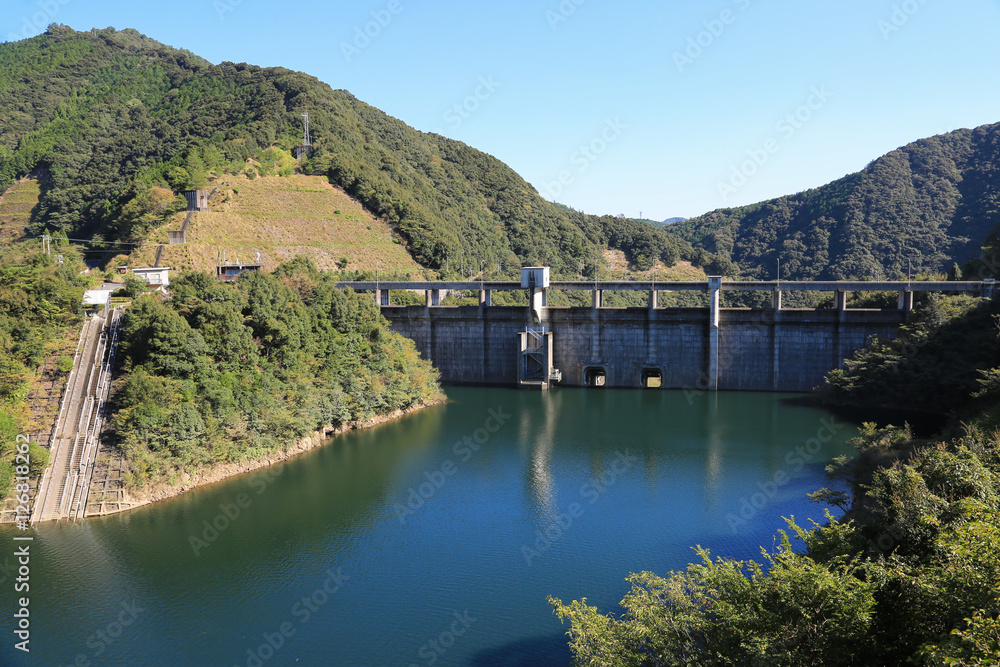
[336,279,991,293]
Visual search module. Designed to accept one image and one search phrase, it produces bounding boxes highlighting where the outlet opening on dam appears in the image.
[641,368,663,389]
[585,366,607,387]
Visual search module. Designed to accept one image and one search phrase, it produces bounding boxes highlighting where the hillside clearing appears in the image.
[602,249,709,281]
[0,178,40,244]
[124,174,424,276]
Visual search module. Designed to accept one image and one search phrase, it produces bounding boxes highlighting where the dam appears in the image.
[339,269,996,392]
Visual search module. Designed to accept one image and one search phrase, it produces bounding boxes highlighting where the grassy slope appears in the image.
[0,178,39,243]
[601,249,708,280]
[124,174,424,275]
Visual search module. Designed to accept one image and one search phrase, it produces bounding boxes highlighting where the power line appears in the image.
[27,236,162,247]
[27,235,270,252]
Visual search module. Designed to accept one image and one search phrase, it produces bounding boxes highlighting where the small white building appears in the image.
[520,267,550,288]
[82,289,112,309]
[81,284,117,315]
[132,267,171,287]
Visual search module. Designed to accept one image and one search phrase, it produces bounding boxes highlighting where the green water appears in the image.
[0,387,857,666]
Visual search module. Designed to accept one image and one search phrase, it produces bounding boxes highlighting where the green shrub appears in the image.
[55,355,73,373]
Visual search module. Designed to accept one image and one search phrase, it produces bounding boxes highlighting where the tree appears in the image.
[112,277,148,299]
[183,149,207,189]
[551,533,874,667]
[1,27,709,274]
[165,166,191,192]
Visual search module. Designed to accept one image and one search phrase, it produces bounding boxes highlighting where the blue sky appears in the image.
[4,0,1000,221]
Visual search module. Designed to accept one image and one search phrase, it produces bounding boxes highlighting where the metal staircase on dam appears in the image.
[522,327,547,383]
[518,325,561,390]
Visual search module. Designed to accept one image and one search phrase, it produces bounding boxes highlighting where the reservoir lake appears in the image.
[1,386,858,666]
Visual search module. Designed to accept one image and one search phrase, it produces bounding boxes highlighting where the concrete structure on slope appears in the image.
[182,189,211,212]
[32,307,123,523]
[338,272,996,392]
[132,266,170,287]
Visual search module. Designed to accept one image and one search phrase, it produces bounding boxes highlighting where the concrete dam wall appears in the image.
[340,273,994,392]
[382,305,903,392]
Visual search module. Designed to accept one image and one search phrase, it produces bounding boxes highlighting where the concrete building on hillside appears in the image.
[182,190,210,211]
[131,267,171,287]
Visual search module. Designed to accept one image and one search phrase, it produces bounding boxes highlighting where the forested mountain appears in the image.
[671,124,1000,280]
[0,25,723,277]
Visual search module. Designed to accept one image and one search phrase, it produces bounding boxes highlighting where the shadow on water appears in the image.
[467,632,572,666]
[781,394,948,436]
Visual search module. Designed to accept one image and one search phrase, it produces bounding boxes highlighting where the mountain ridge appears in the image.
[670,124,1000,280]
[0,26,720,278]
[3,26,997,283]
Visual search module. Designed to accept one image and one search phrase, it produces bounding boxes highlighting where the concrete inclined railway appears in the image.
[31,307,122,524]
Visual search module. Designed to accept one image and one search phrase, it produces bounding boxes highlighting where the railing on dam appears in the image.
[337,278,996,309]
[337,279,993,292]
